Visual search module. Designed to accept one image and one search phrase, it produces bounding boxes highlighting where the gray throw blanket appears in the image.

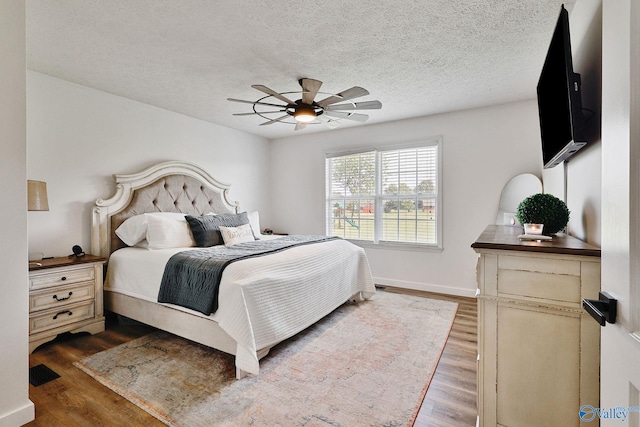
[157,235,339,315]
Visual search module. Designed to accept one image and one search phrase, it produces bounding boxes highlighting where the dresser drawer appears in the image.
[497,255,581,303]
[29,282,95,313]
[29,266,95,290]
[29,301,95,335]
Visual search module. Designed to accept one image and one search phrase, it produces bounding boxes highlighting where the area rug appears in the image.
[74,291,457,426]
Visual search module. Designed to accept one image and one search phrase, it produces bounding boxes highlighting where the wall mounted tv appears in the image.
[537,4,586,169]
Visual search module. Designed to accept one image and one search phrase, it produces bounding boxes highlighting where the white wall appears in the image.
[27,72,271,258]
[0,1,35,425]
[542,0,602,246]
[270,100,542,296]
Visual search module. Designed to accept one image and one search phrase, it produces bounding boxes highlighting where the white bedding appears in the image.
[105,237,376,374]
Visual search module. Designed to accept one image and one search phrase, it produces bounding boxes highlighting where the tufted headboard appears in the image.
[91,161,239,258]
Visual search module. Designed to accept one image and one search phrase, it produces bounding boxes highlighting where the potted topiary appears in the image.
[516,193,570,235]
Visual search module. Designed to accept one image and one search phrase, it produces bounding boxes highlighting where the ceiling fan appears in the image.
[228,78,382,130]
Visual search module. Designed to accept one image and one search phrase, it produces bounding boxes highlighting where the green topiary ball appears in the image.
[516,193,570,235]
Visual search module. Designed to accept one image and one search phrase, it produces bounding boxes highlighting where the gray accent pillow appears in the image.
[185,212,250,247]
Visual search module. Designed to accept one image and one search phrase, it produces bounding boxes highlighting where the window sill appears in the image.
[347,239,444,253]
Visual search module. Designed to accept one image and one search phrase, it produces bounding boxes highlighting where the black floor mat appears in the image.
[29,364,60,386]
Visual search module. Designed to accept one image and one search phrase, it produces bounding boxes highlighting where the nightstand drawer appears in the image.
[29,282,95,313]
[29,301,95,335]
[29,266,95,290]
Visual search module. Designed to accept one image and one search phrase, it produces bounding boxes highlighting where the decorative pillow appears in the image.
[246,211,261,239]
[185,212,249,247]
[145,214,196,250]
[115,212,187,246]
[220,224,255,247]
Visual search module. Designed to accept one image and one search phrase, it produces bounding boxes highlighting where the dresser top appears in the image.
[29,254,106,271]
[471,225,601,257]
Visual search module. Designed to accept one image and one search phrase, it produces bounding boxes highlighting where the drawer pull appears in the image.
[53,310,73,320]
[52,292,73,302]
[60,276,67,281]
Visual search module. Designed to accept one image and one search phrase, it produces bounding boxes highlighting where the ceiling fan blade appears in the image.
[227,98,287,109]
[324,111,369,122]
[259,115,291,126]
[300,78,323,105]
[317,115,342,129]
[251,85,296,105]
[233,110,286,116]
[317,86,370,107]
[325,100,382,111]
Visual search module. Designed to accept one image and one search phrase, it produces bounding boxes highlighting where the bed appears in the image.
[91,160,375,378]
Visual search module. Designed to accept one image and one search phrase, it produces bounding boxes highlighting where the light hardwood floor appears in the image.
[391,288,478,427]
[26,287,477,427]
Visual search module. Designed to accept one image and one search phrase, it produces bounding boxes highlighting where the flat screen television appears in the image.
[537,4,586,169]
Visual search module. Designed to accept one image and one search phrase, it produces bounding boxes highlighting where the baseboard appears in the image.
[373,276,477,298]
[0,400,34,427]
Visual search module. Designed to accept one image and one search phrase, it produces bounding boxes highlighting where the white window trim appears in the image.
[353,239,444,253]
[325,136,443,250]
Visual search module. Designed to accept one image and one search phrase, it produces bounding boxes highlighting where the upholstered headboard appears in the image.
[91,161,239,257]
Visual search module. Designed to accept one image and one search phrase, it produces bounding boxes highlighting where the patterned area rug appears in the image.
[74,291,457,426]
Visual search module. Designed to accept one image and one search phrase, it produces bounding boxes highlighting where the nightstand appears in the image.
[28,254,106,352]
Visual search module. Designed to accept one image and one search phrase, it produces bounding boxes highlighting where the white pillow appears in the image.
[246,211,261,239]
[115,212,187,246]
[145,214,196,249]
[115,214,148,246]
[219,224,255,247]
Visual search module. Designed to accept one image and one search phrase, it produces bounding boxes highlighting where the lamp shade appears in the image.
[28,180,49,211]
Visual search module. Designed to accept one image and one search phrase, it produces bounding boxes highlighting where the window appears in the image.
[326,138,441,248]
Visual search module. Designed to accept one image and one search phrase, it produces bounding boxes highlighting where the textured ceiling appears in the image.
[26,0,577,140]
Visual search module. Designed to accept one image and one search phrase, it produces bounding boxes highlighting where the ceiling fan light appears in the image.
[294,105,316,123]
[294,112,316,123]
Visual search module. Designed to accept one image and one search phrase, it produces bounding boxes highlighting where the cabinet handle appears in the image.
[53,310,72,320]
[52,292,73,302]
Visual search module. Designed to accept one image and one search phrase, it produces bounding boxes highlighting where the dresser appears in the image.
[472,225,601,427]
[29,255,106,352]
